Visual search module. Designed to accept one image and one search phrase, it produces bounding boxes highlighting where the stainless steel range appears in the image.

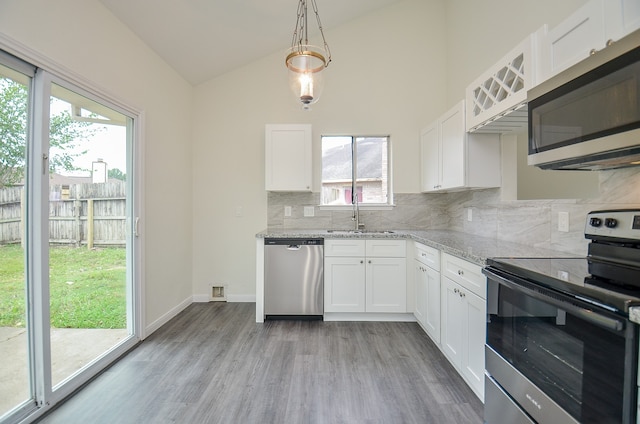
[483,209,640,424]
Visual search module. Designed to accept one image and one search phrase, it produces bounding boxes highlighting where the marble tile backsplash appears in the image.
[267,192,450,231]
[267,167,640,256]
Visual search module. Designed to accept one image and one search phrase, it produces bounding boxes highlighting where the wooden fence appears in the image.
[0,182,126,247]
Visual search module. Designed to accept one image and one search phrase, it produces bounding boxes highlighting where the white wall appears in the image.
[0,0,194,333]
[191,0,447,299]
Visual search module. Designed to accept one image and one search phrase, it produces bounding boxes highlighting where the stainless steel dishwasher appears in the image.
[264,238,323,319]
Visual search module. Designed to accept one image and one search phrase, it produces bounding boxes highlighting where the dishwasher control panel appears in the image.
[265,238,324,246]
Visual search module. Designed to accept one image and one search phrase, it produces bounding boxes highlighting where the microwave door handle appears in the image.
[485,268,625,332]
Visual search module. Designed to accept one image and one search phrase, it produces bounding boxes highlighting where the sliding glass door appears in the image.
[0,54,33,421]
[47,81,132,389]
[0,51,141,424]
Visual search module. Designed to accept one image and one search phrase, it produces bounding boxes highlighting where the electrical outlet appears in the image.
[467,208,473,222]
[558,211,569,232]
[284,206,292,217]
[304,206,315,217]
[234,206,243,217]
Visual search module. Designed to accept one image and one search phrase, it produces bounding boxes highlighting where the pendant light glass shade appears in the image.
[286,45,327,110]
[286,0,331,110]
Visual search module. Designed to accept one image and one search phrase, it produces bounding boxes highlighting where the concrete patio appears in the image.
[0,326,127,415]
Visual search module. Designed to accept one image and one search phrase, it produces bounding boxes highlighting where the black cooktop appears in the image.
[486,257,640,316]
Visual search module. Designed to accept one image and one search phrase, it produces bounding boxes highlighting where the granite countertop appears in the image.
[256,228,581,266]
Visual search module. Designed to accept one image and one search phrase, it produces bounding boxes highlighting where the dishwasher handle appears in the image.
[287,245,301,250]
[264,238,324,246]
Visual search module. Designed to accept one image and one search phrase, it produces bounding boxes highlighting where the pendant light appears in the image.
[286,0,331,110]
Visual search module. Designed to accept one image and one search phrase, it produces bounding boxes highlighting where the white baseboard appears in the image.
[227,294,256,302]
[144,296,192,338]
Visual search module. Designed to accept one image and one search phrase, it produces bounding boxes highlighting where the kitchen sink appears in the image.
[326,230,394,234]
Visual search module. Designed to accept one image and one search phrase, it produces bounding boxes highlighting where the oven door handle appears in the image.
[484,267,626,332]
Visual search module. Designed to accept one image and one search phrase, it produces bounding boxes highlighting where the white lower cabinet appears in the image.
[414,242,441,344]
[440,253,486,401]
[366,257,407,312]
[324,257,366,312]
[324,239,406,313]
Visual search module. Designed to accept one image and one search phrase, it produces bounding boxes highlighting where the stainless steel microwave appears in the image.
[528,29,640,170]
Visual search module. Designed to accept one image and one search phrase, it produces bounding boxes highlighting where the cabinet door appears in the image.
[461,289,486,401]
[440,277,463,367]
[539,0,606,81]
[604,0,640,45]
[366,258,407,313]
[439,101,465,190]
[324,257,365,312]
[424,266,441,344]
[414,261,427,326]
[619,0,640,36]
[420,122,440,192]
[265,124,312,191]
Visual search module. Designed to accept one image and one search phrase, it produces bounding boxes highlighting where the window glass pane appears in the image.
[321,136,352,205]
[321,135,390,205]
[48,83,129,389]
[355,137,388,204]
[0,63,32,416]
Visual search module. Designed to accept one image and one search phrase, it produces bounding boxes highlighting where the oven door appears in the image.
[484,267,637,424]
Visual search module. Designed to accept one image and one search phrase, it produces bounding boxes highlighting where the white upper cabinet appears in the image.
[265,124,312,191]
[420,101,501,193]
[466,32,538,133]
[420,122,440,192]
[539,0,640,82]
[604,0,640,49]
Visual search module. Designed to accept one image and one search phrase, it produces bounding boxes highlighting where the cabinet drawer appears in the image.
[365,239,406,257]
[414,242,440,270]
[325,239,366,257]
[441,253,485,299]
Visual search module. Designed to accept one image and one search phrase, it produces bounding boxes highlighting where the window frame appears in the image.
[319,134,394,210]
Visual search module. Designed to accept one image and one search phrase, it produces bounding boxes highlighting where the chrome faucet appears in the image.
[352,192,364,231]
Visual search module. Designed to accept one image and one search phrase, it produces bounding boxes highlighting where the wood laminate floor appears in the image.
[38,302,483,424]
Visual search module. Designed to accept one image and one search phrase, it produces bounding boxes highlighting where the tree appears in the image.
[0,77,94,188]
[108,168,126,181]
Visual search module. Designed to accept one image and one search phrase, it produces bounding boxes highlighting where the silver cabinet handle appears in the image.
[458,269,464,276]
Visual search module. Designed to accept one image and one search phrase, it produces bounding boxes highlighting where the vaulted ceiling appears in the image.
[98,0,405,85]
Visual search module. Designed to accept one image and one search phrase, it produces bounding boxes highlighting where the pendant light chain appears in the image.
[310,0,331,67]
[289,0,331,68]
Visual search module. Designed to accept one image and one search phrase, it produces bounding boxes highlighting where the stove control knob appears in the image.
[589,217,602,227]
[605,218,618,228]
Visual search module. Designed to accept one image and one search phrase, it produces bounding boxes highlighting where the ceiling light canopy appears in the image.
[286,0,331,110]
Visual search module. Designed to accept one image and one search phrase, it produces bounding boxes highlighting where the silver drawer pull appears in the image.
[458,269,464,276]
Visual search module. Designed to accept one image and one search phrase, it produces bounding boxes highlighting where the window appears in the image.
[321,136,391,206]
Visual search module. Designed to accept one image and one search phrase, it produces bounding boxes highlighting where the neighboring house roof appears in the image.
[322,138,384,181]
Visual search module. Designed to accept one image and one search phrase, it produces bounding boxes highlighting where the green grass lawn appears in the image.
[0,244,126,329]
